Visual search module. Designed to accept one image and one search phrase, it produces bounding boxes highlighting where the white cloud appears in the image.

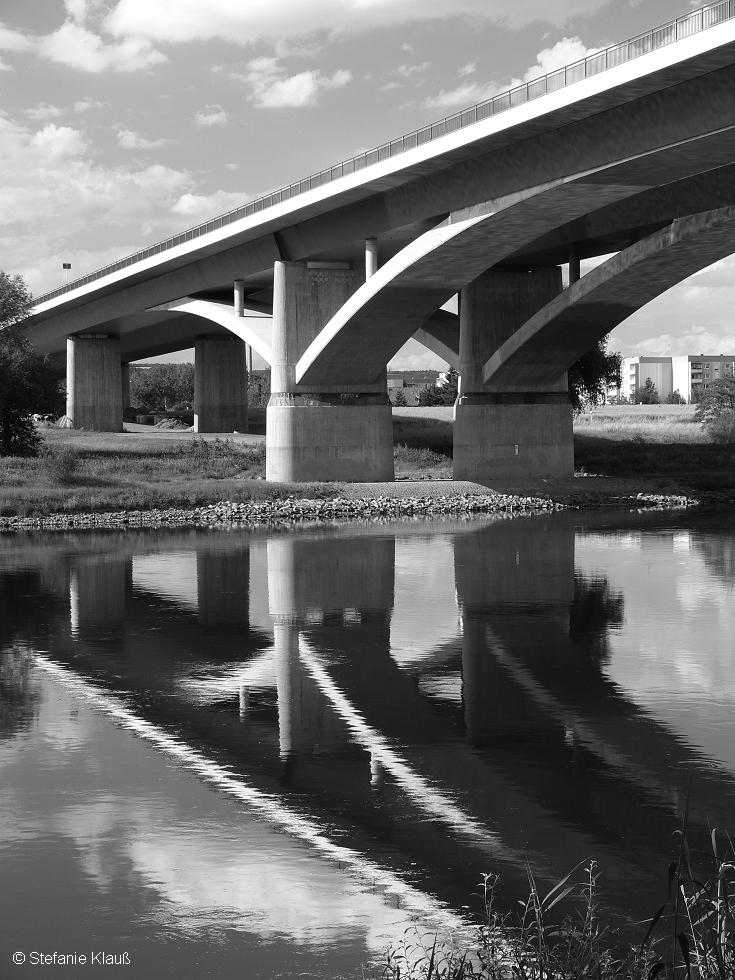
[0,114,199,292]
[116,127,166,149]
[26,103,63,121]
[195,104,228,127]
[74,98,104,113]
[632,329,735,358]
[170,190,251,221]
[241,58,352,108]
[39,20,166,72]
[425,36,599,109]
[396,61,430,78]
[30,124,88,160]
[458,60,476,77]
[0,23,34,52]
[105,0,609,44]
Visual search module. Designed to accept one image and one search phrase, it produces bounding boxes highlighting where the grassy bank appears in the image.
[0,406,732,517]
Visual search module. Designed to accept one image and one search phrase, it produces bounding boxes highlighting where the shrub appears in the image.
[705,411,735,444]
[42,445,80,484]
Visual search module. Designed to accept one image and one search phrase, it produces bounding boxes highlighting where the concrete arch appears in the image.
[482,206,735,389]
[295,126,735,386]
[156,298,273,365]
[413,309,460,368]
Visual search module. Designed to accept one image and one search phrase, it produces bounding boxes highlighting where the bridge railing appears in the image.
[35,0,735,306]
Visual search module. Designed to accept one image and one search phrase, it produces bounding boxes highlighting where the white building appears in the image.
[672,355,735,402]
[618,354,735,402]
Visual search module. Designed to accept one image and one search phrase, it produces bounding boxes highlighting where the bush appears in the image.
[695,377,735,432]
[418,369,458,407]
[1,272,62,457]
[42,445,80,484]
[705,411,735,444]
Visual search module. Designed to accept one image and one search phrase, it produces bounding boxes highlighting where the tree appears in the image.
[417,367,458,407]
[567,338,622,412]
[392,387,407,407]
[665,389,685,405]
[634,377,659,404]
[0,272,61,456]
[247,369,271,409]
[129,363,195,412]
[694,376,735,442]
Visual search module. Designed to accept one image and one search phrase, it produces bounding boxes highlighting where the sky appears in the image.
[1,0,734,369]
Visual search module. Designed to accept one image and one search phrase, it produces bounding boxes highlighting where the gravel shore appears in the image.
[0,480,702,534]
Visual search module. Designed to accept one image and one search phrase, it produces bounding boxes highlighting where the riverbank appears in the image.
[0,406,731,527]
[0,481,701,533]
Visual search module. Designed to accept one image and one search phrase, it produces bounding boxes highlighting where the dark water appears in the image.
[1,510,734,978]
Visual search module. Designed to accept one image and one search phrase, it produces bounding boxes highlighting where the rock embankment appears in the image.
[0,492,563,533]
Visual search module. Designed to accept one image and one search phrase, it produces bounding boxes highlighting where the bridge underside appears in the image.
[27,53,735,478]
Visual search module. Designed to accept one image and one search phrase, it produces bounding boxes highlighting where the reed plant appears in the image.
[375,822,735,980]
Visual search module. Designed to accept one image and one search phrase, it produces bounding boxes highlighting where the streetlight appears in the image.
[62,262,71,284]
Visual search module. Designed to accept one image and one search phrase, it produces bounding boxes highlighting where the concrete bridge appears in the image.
[23,2,735,481]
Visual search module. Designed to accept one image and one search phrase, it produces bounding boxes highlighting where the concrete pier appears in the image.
[121,362,130,416]
[194,335,248,433]
[66,335,124,431]
[454,267,573,481]
[266,261,393,482]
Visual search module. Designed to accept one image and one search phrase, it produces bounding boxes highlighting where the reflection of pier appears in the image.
[4,514,735,926]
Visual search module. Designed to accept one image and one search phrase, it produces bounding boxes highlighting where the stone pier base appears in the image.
[266,393,394,483]
[453,393,573,481]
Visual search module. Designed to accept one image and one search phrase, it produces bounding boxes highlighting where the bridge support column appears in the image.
[454,267,573,481]
[266,261,393,482]
[121,362,130,415]
[194,336,248,433]
[66,334,123,431]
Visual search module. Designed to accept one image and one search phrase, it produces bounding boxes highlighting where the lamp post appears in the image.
[62,262,71,284]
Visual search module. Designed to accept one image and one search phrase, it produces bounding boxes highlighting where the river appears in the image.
[1,509,734,977]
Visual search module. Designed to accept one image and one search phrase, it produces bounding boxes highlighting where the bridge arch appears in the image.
[295,129,735,387]
[482,206,735,389]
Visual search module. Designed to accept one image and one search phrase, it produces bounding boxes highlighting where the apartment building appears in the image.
[619,354,735,402]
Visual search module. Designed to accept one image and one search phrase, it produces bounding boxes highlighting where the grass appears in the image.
[574,406,735,491]
[0,435,338,517]
[374,819,735,979]
[0,406,733,517]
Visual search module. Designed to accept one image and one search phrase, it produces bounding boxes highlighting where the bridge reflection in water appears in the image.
[2,512,735,943]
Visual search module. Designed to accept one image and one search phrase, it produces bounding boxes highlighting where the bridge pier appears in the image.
[454,267,573,481]
[266,261,394,483]
[194,336,248,433]
[66,335,124,431]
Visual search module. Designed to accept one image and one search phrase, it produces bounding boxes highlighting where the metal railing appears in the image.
[35,0,735,305]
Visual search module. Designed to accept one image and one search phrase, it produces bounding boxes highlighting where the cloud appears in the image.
[116,127,166,149]
[0,23,34,52]
[170,190,251,221]
[0,114,200,293]
[30,124,89,160]
[195,104,228,127]
[0,58,10,71]
[105,0,609,44]
[632,329,735,358]
[73,98,104,113]
[239,58,352,108]
[39,20,166,72]
[425,35,600,109]
[26,103,63,121]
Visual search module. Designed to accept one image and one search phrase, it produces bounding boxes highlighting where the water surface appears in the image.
[1,510,734,977]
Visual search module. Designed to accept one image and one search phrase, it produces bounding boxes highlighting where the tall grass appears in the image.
[375,822,735,979]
